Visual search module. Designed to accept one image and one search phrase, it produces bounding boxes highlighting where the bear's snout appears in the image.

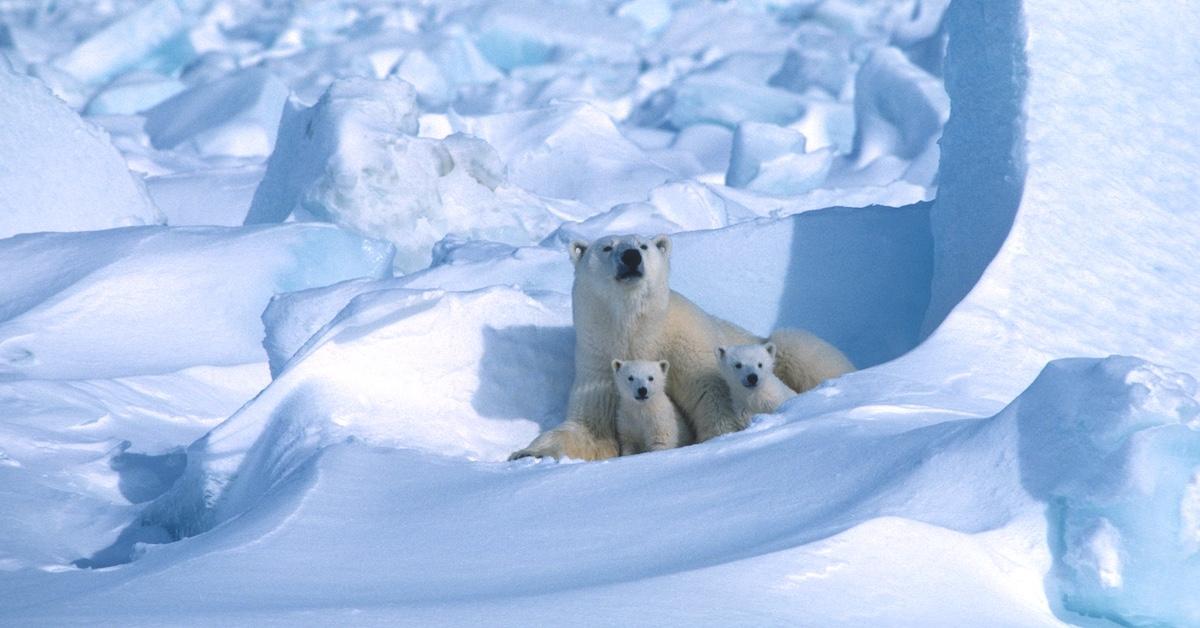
[745,373,759,387]
[616,247,644,280]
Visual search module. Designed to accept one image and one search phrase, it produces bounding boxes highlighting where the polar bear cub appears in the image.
[717,342,798,427]
[612,359,693,455]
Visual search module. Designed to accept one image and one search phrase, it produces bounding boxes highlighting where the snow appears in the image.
[1,0,1198,625]
[0,65,163,239]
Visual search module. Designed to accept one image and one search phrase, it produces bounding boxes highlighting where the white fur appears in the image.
[717,343,797,427]
[509,233,855,461]
[611,359,692,455]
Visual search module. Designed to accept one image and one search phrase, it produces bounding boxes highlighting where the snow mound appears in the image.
[0,224,393,380]
[142,67,290,158]
[1014,357,1200,625]
[246,77,564,273]
[144,287,572,538]
[0,66,163,239]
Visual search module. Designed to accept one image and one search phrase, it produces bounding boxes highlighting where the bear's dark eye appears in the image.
[735,362,742,369]
[648,376,654,381]
[603,245,613,252]
[628,376,634,381]
[758,363,763,368]
[640,244,648,250]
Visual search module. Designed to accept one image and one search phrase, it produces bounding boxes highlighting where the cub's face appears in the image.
[570,234,671,293]
[612,359,669,402]
[717,343,777,390]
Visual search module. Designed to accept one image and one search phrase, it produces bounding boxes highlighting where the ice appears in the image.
[838,46,949,188]
[452,102,674,211]
[52,0,201,87]
[84,70,187,115]
[0,224,393,380]
[1011,357,1200,626]
[472,0,639,72]
[142,67,290,157]
[390,32,503,110]
[646,74,809,130]
[0,65,163,239]
[726,121,834,195]
[145,165,265,226]
[246,77,565,273]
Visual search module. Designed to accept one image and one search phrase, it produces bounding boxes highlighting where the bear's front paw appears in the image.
[507,446,559,461]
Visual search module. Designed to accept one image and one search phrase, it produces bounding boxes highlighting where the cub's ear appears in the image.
[659,361,669,374]
[569,240,589,264]
[653,234,671,257]
[764,342,776,357]
[612,360,622,372]
[715,347,726,360]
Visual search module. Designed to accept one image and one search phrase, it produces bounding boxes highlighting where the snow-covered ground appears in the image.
[1,0,1198,625]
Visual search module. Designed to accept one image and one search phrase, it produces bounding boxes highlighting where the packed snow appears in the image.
[1,0,1198,626]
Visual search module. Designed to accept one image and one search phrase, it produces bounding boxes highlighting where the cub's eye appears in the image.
[734,362,742,369]
[628,376,634,381]
[758,363,763,368]
[648,376,654,381]
[603,245,613,252]
[640,244,648,250]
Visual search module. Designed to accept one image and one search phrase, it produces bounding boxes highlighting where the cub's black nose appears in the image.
[621,248,642,268]
[746,373,759,386]
[637,386,648,397]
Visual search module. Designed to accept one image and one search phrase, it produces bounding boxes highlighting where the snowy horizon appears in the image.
[1,0,1198,625]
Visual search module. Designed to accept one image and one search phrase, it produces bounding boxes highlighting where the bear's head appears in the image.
[569,234,671,295]
[612,359,669,403]
[716,343,777,390]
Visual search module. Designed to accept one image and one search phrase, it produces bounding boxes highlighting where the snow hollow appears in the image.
[0,0,1198,625]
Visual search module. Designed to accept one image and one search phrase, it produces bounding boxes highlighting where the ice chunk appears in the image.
[247,77,563,273]
[670,123,734,174]
[1014,357,1200,626]
[473,0,638,71]
[547,180,739,244]
[846,46,949,186]
[0,66,163,239]
[0,224,393,380]
[727,121,821,193]
[390,34,502,110]
[142,67,290,158]
[452,102,673,210]
[617,0,672,36]
[645,74,808,130]
[52,0,201,86]
[768,23,855,97]
[145,165,265,226]
[84,71,186,115]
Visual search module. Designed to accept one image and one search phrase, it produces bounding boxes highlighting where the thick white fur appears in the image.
[509,234,854,461]
[611,360,692,455]
[717,343,797,427]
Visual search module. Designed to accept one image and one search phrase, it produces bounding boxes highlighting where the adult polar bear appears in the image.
[509,233,854,461]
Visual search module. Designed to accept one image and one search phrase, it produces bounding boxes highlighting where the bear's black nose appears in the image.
[746,373,759,387]
[620,248,642,268]
[637,386,648,398]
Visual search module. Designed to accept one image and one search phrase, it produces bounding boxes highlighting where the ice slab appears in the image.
[142,67,290,157]
[84,70,187,115]
[0,66,163,239]
[52,0,201,86]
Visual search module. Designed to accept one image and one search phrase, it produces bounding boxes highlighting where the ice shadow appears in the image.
[473,324,575,430]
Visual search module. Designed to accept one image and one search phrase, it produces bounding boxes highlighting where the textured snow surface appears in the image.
[1,0,1198,626]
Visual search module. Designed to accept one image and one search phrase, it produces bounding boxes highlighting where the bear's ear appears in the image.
[569,240,588,264]
[612,359,622,372]
[716,347,726,361]
[659,360,669,374]
[764,342,776,357]
[653,234,671,257]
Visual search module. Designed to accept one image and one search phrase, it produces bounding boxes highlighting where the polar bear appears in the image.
[612,359,693,455]
[508,233,854,461]
[717,343,798,427]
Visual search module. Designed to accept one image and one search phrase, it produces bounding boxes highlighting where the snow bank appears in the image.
[0,224,393,380]
[0,66,162,239]
[144,287,572,538]
[246,77,566,272]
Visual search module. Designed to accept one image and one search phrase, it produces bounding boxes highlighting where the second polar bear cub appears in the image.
[612,360,693,455]
[717,343,798,426]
